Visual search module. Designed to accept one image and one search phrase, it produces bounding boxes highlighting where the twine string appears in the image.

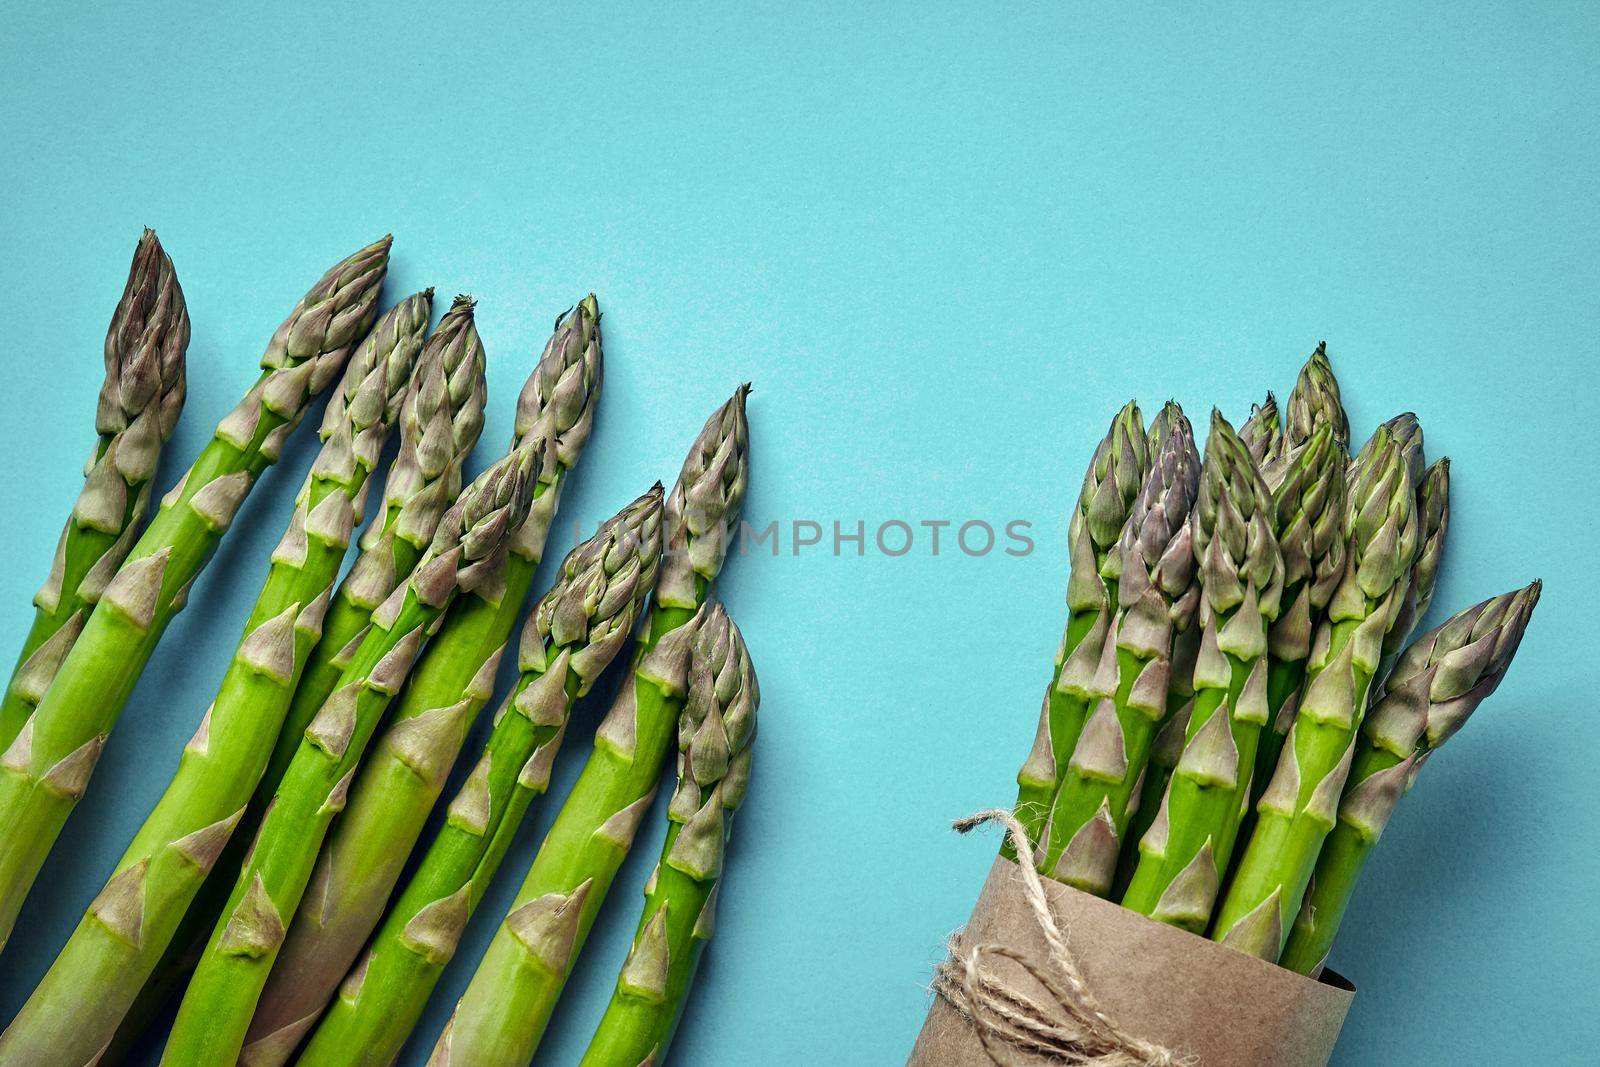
[929,809,1194,1067]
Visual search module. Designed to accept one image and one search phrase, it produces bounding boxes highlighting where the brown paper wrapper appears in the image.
[909,857,1354,1066]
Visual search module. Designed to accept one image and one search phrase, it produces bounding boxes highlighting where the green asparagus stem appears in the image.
[0,237,390,952]
[1238,392,1283,470]
[1,229,190,750]
[161,442,543,1065]
[1283,342,1348,451]
[1038,409,1200,895]
[266,296,490,812]
[296,486,662,1067]
[1122,411,1283,928]
[1010,401,1148,854]
[245,299,605,1065]
[1212,417,1421,960]
[0,292,431,1065]
[428,386,749,1067]
[1248,357,1351,807]
[580,606,759,1066]
[115,296,488,1049]
[1280,582,1539,974]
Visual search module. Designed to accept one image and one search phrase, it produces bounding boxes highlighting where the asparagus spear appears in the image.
[1248,360,1351,806]
[116,296,489,1051]
[0,237,390,950]
[1212,418,1421,959]
[1239,392,1283,469]
[1283,342,1349,451]
[0,229,190,750]
[0,291,432,1066]
[1280,582,1539,974]
[265,297,490,810]
[580,604,759,1066]
[1383,457,1450,668]
[1121,411,1283,928]
[245,301,604,1065]
[162,442,543,1065]
[1038,409,1200,895]
[1010,401,1148,851]
[429,386,749,1067]
[296,487,663,1067]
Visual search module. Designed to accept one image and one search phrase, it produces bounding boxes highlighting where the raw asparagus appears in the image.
[580,604,759,1066]
[296,486,663,1067]
[1121,411,1283,928]
[162,441,543,1065]
[1039,408,1200,895]
[1283,342,1348,450]
[1239,392,1283,469]
[266,296,489,808]
[1,229,190,750]
[0,291,431,1066]
[1383,456,1450,667]
[1280,582,1539,974]
[1212,417,1421,959]
[1249,358,1351,805]
[116,296,488,1050]
[1011,401,1148,850]
[0,236,390,950]
[428,385,749,1067]
[243,298,602,1064]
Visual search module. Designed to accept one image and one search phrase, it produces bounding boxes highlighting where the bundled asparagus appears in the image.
[296,486,663,1067]
[0,237,391,950]
[1121,411,1283,929]
[0,229,189,751]
[1011,401,1148,851]
[1280,582,1538,974]
[0,290,433,1065]
[1213,417,1422,958]
[162,441,544,1065]
[429,386,749,1067]
[245,298,602,1064]
[1038,406,1200,895]
[580,603,759,1066]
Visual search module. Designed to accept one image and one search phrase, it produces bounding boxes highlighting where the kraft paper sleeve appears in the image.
[909,857,1354,1066]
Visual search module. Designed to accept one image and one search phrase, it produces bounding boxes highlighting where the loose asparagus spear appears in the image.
[1,229,189,750]
[580,604,759,1066]
[266,297,490,809]
[0,292,432,1065]
[1239,392,1283,469]
[0,237,390,950]
[115,296,489,1052]
[429,386,749,1067]
[1280,582,1539,974]
[243,299,602,1065]
[1010,401,1148,852]
[1121,412,1283,928]
[162,442,543,1065]
[1283,342,1349,451]
[1039,409,1201,895]
[1212,418,1421,959]
[296,486,663,1067]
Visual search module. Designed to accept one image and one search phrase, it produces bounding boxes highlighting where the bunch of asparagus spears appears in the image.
[0,231,758,1067]
[1010,346,1539,974]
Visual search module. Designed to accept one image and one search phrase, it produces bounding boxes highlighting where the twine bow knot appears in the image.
[930,809,1194,1067]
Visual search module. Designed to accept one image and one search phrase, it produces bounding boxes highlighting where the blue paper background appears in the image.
[2,3,1596,1063]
